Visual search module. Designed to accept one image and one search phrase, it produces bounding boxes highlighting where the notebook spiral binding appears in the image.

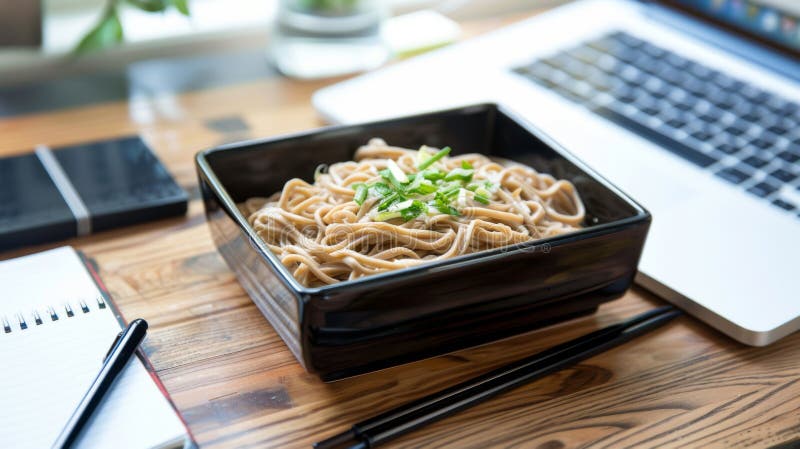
[2,296,107,334]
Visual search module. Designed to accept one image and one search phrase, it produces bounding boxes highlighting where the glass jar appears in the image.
[272,0,389,79]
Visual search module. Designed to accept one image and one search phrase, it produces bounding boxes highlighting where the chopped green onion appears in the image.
[353,183,368,205]
[474,193,490,205]
[375,200,427,222]
[371,182,392,197]
[431,198,459,216]
[438,183,461,199]
[405,174,437,195]
[417,146,451,170]
[413,181,438,195]
[416,145,434,166]
[461,160,473,170]
[380,168,406,191]
[465,182,480,192]
[431,189,460,216]
[404,173,422,192]
[374,211,402,221]
[391,199,414,210]
[444,168,474,183]
[421,169,445,181]
[387,159,409,183]
[378,191,405,211]
[399,200,427,221]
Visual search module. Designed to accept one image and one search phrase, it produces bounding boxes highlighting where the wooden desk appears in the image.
[2,12,799,449]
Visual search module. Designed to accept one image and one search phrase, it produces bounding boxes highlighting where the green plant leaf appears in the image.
[74,8,124,53]
[170,0,190,16]
[126,0,168,12]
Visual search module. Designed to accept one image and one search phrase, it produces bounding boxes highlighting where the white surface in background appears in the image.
[381,10,461,55]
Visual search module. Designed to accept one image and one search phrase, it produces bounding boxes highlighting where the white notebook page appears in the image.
[0,247,187,449]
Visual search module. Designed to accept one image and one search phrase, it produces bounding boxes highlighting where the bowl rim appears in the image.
[195,102,651,297]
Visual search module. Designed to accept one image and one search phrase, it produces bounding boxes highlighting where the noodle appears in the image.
[243,138,585,287]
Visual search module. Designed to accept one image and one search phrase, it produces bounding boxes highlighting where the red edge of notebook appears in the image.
[77,249,199,449]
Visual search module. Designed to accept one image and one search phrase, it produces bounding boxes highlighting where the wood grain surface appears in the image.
[1,11,799,449]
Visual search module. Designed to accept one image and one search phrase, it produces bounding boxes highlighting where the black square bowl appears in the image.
[196,104,650,381]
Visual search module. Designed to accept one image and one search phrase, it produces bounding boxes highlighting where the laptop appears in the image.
[312,0,800,346]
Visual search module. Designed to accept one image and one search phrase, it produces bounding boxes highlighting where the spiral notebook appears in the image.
[0,247,193,449]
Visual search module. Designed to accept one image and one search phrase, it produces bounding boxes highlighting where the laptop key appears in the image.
[587,36,615,52]
[716,167,751,184]
[612,31,645,48]
[777,150,800,163]
[698,108,724,124]
[666,117,688,129]
[683,78,707,96]
[766,123,789,135]
[566,46,602,65]
[687,62,715,80]
[691,129,714,142]
[772,199,796,211]
[740,84,769,103]
[716,143,740,155]
[515,62,550,79]
[711,73,740,90]
[743,154,769,169]
[770,168,797,183]
[747,182,779,198]
[750,137,776,150]
[608,46,642,65]
[664,52,691,69]
[765,95,790,114]
[725,122,749,136]
[781,102,800,116]
[595,105,718,168]
[585,72,614,91]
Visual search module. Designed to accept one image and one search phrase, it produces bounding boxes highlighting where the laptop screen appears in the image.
[663,0,800,57]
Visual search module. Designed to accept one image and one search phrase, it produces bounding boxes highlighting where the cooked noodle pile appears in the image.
[242,138,584,287]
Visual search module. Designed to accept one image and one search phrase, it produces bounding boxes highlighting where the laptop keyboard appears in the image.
[513,31,800,216]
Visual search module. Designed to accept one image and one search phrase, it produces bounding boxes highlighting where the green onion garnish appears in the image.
[351,147,494,222]
[380,168,406,191]
[438,183,461,200]
[374,199,428,222]
[353,183,368,205]
[421,169,445,181]
[374,210,402,221]
[378,191,405,211]
[405,173,437,195]
[431,198,459,216]
[399,200,428,221]
[413,181,438,195]
[386,159,409,183]
[417,146,451,170]
[372,182,392,197]
[444,168,474,183]
[474,193,490,205]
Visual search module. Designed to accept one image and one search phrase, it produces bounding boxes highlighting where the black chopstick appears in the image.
[314,305,681,449]
[51,318,148,449]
